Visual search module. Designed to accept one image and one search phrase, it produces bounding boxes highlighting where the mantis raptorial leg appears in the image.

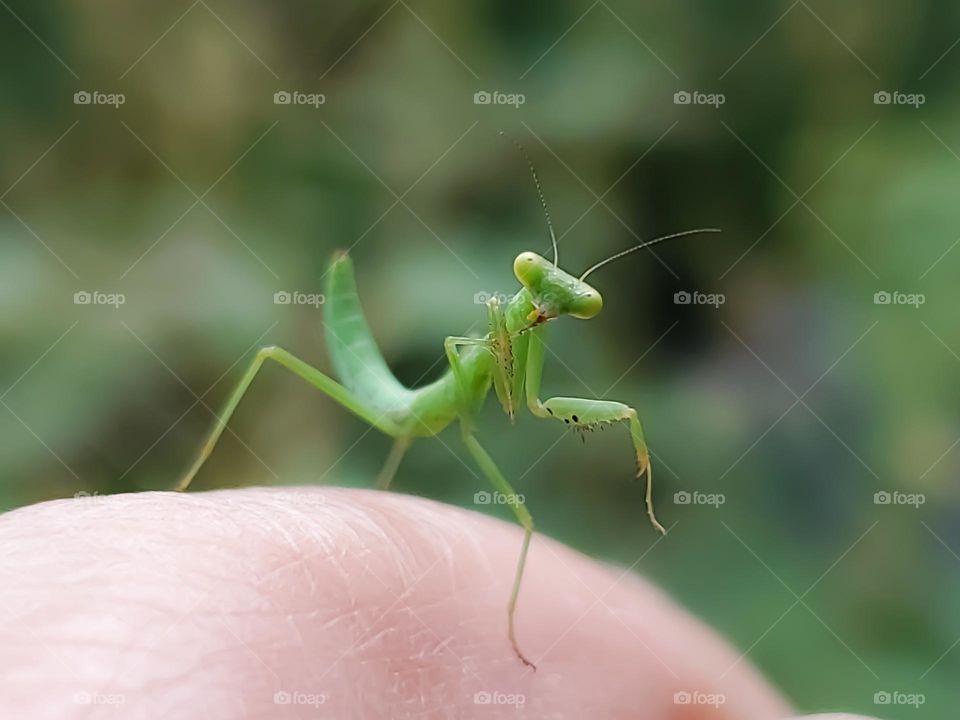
[524,328,665,534]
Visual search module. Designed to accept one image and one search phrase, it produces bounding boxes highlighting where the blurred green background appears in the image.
[1,1,958,716]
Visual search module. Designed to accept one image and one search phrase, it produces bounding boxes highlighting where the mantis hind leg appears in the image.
[461,431,537,670]
[175,345,404,492]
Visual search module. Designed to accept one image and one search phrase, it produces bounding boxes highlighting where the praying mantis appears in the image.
[174,143,719,668]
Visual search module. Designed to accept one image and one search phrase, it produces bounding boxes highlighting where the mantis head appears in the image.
[500,132,720,325]
[513,251,603,321]
[512,226,723,323]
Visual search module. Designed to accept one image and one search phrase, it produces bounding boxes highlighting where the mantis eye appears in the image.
[568,289,603,319]
[513,252,545,286]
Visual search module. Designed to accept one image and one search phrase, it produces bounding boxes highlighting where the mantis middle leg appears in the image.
[445,332,537,669]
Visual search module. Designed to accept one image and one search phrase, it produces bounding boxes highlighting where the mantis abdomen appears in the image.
[324,251,491,437]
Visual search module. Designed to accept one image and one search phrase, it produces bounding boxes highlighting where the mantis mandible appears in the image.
[175,145,719,668]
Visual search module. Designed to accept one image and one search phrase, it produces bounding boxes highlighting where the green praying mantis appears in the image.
[174,143,719,668]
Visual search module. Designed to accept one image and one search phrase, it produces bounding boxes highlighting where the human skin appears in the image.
[0,487,878,719]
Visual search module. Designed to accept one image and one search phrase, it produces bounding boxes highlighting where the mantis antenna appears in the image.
[579,228,722,281]
[500,130,559,267]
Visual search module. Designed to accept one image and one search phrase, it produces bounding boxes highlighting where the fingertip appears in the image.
[0,487,790,719]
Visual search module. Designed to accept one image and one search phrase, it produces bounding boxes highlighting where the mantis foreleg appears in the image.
[486,297,517,420]
[523,329,665,534]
